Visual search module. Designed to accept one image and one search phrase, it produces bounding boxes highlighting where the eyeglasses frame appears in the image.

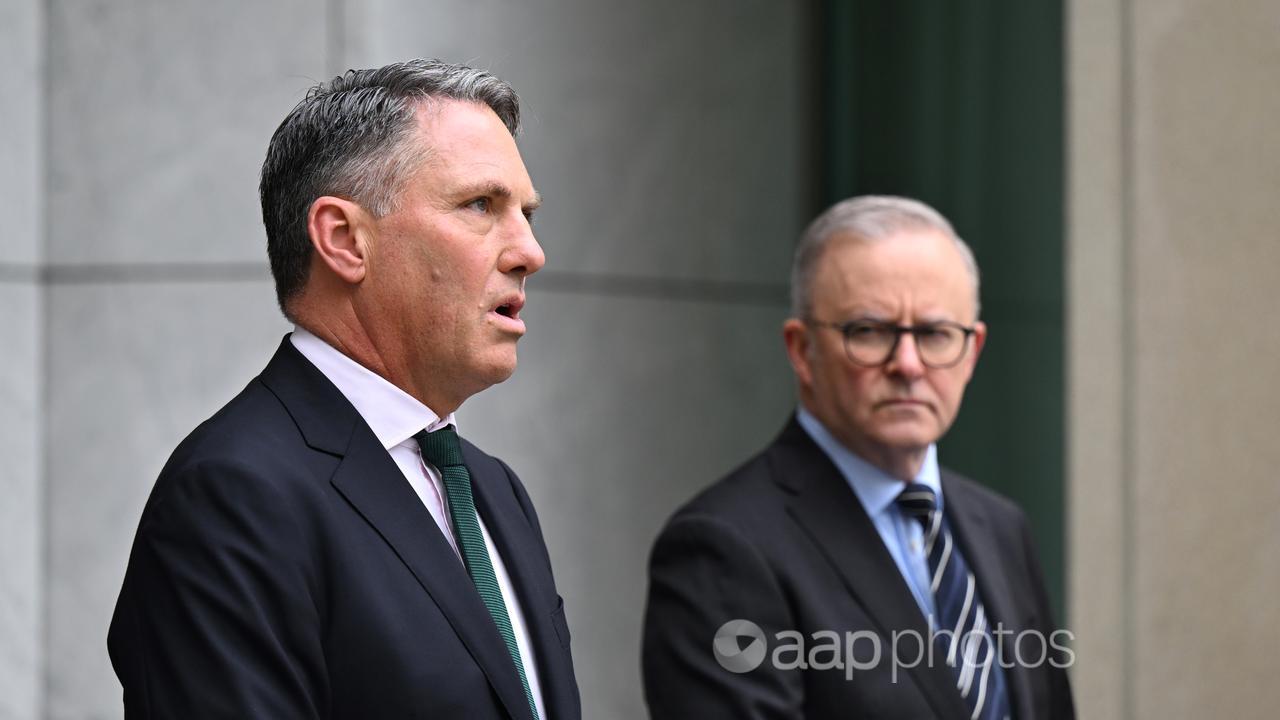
[805,318,978,369]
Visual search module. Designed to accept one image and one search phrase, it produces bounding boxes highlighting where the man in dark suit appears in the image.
[642,196,1073,719]
[108,59,579,719]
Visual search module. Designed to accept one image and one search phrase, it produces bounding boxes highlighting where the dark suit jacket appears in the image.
[642,416,1073,719]
[108,337,580,719]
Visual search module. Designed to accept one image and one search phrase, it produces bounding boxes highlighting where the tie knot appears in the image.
[414,425,464,468]
[896,482,939,522]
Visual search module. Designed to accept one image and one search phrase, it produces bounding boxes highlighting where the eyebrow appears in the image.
[466,182,542,214]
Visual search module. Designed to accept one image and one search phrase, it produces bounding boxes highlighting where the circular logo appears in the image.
[713,619,767,673]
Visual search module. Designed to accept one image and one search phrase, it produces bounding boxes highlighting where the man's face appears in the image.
[359,100,544,411]
[784,228,986,476]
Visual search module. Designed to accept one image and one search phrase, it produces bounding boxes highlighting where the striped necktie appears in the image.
[897,483,1011,720]
[416,426,539,720]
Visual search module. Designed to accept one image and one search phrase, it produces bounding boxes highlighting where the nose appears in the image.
[500,212,546,277]
[885,331,927,379]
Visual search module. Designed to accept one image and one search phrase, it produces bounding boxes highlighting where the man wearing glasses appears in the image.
[642,196,1074,719]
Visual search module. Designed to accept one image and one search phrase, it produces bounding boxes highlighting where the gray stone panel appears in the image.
[1070,1,1280,718]
[0,0,41,265]
[1,2,44,717]
[45,0,325,265]
[358,0,812,286]
[1066,0,1127,714]
[45,280,289,719]
[1129,1,1280,716]
[0,283,42,720]
[462,289,795,718]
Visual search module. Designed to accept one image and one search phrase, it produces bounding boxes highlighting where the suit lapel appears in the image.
[773,419,970,720]
[942,473,1034,720]
[467,447,571,720]
[260,337,533,720]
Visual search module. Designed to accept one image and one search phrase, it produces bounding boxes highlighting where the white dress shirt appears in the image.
[291,328,545,720]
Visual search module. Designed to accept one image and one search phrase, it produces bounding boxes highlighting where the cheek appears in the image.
[833,369,878,417]
[930,375,967,414]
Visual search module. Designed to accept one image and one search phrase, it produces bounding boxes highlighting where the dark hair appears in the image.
[259,59,521,318]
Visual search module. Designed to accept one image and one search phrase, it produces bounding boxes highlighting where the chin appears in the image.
[478,354,518,385]
[873,424,941,450]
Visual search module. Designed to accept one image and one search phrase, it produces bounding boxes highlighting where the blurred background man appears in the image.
[643,196,1074,719]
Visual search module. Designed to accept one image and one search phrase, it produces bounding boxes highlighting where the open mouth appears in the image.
[491,295,525,324]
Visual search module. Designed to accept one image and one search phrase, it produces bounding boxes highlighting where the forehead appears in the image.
[813,229,977,319]
[407,99,535,194]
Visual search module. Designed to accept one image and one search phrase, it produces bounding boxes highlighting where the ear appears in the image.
[961,320,988,378]
[783,318,815,387]
[307,196,370,285]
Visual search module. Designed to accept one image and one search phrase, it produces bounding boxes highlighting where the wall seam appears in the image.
[1119,0,1137,716]
[38,0,51,717]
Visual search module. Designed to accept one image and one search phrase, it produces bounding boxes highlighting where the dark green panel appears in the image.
[819,0,1066,619]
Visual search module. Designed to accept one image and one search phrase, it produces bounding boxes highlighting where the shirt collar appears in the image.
[795,406,943,517]
[290,327,455,451]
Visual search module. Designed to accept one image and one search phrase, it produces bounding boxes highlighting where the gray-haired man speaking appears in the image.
[109,59,579,719]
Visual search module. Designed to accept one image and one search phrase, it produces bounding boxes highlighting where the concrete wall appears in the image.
[1068,0,1280,718]
[10,1,811,718]
[0,0,44,718]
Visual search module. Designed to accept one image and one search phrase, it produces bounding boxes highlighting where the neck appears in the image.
[294,310,463,418]
[856,445,927,483]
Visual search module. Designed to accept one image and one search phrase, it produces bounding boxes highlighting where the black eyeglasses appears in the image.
[806,319,977,369]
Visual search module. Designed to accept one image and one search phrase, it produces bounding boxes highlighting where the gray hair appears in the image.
[789,195,981,318]
[260,58,521,319]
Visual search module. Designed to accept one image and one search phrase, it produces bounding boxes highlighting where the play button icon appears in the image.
[713,619,767,673]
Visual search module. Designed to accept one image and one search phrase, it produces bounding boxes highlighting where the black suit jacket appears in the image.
[642,416,1073,719]
[108,337,580,719]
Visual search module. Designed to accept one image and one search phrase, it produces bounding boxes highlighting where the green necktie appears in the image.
[415,426,539,720]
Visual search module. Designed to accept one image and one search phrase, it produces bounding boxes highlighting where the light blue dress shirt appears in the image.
[796,407,943,624]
